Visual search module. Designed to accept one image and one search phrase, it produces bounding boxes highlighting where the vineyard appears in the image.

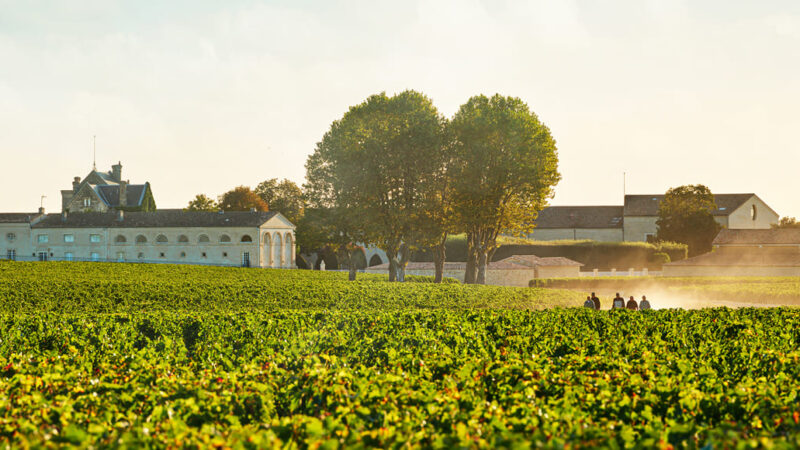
[1,261,800,447]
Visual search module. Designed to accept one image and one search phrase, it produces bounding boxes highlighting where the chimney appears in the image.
[119,180,127,207]
[112,162,122,182]
[73,176,81,192]
[38,207,45,215]
[117,209,124,221]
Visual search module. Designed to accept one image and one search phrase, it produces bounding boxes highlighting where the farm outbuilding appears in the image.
[663,229,800,277]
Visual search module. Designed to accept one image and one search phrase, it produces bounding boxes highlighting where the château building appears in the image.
[1,163,296,268]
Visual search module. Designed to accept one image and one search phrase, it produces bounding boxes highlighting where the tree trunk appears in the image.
[463,233,478,284]
[433,235,447,283]
[397,244,411,282]
[348,251,358,281]
[386,249,398,282]
[476,249,488,285]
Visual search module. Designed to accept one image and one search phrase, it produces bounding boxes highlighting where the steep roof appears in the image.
[666,247,800,267]
[624,194,754,217]
[0,213,40,224]
[95,184,147,208]
[32,210,281,229]
[534,206,624,229]
[713,228,800,246]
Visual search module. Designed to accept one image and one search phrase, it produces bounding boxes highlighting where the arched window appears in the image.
[240,234,252,243]
[135,235,147,244]
[284,232,293,267]
[220,234,231,243]
[115,235,127,244]
[198,234,210,243]
[369,254,383,267]
[751,204,758,221]
[178,235,189,243]
[156,234,168,243]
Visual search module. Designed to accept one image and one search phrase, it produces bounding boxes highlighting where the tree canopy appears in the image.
[772,217,800,229]
[304,90,447,281]
[184,194,218,212]
[255,178,305,224]
[656,185,722,256]
[449,94,560,283]
[218,186,268,212]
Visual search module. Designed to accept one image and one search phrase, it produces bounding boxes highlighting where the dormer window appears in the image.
[83,198,91,207]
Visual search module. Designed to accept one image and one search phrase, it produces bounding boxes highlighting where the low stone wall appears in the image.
[364,267,536,287]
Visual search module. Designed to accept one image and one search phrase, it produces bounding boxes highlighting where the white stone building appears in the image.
[2,161,296,268]
[1,209,296,268]
[526,194,779,243]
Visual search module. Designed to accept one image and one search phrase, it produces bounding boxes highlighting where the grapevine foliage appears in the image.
[1,261,799,448]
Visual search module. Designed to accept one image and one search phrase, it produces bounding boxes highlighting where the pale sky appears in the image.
[1,1,798,218]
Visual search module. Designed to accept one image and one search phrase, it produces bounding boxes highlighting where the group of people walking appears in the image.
[583,292,651,310]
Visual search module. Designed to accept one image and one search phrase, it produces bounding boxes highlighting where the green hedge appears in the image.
[414,236,687,271]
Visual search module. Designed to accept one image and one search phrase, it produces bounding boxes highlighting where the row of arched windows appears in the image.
[114,233,254,245]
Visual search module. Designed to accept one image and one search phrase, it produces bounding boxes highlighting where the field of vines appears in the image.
[2,261,800,447]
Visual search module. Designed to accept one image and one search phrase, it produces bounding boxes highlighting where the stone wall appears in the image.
[536,265,581,279]
[527,228,623,242]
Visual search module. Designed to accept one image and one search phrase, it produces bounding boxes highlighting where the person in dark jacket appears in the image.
[639,295,651,310]
[612,293,625,309]
[626,296,638,310]
[591,292,601,310]
[584,296,596,309]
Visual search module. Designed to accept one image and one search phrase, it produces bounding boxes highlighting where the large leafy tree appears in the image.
[656,185,722,256]
[218,186,268,212]
[305,90,447,281]
[304,145,365,280]
[771,217,800,229]
[255,178,305,224]
[184,194,218,212]
[450,94,560,284]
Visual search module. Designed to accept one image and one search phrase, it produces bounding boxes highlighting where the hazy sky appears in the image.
[1,1,798,218]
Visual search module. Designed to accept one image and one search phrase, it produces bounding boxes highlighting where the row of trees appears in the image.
[185,179,304,225]
[303,91,560,283]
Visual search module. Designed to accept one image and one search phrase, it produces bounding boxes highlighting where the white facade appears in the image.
[2,211,296,269]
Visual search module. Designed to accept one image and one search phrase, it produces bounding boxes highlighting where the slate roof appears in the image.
[666,247,800,267]
[32,210,280,229]
[534,206,624,229]
[712,229,800,246]
[624,194,754,217]
[0,213,40,224]
[95,184,147,208]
